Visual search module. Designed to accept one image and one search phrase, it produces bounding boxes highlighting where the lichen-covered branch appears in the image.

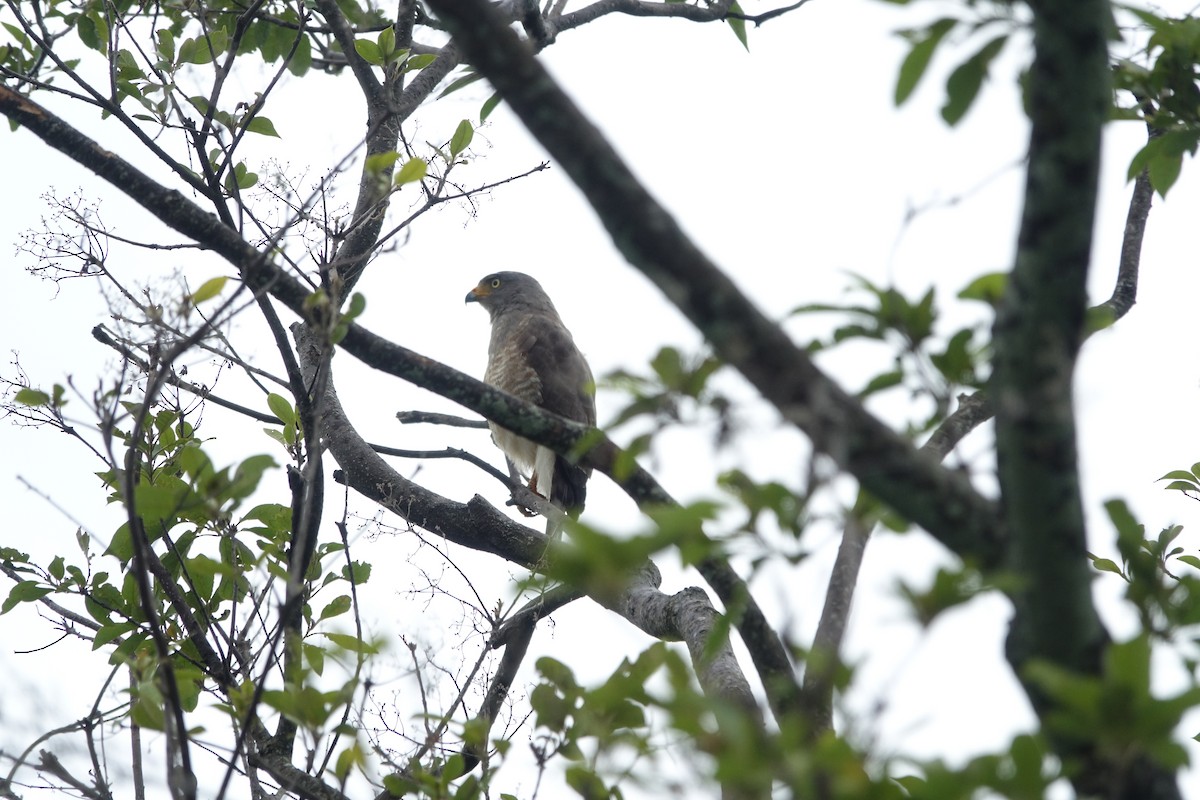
[993,0,1179,796]
[995,0,1108,672]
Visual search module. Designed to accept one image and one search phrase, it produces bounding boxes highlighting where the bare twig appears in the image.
[35,751,113,800]
[395,410,489,428]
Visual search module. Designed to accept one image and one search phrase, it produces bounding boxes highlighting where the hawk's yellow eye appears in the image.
[491,278,501,288]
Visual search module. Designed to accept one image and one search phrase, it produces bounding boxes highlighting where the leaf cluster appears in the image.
[793,272,990,434]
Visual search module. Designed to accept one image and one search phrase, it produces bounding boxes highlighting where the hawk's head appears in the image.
[466,271,556,319]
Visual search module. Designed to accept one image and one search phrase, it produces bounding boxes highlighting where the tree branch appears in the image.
[247,751,351,800]
[1099,167,1152,322]
[426,0,1005,570]
[0,71,792,723]
[801,132,1162,728]
[395,410,489,428]
[291,323,761,719]
[995,0,1107,672]
[992,1,1179,797]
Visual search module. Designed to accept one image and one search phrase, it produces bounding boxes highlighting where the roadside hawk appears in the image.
[466,271,596,515]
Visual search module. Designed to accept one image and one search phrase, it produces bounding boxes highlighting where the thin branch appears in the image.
[0,0,220,202]
[395,410,489,428]
[726,0,814,26]
[91,325,282,423]
[921,391,994,462]
[491,585,583,646]
[312,0,382,103]
[373,444,512,485]
[0,563,101,633]
[1099,167,1152,321]
[460,613,536,773]
[35,751,112,800]
[554,0,737,30]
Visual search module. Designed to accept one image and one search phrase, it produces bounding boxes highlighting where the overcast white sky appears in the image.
[3,0,1200,797]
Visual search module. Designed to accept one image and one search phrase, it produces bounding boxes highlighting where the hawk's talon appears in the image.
[505,496,540,517]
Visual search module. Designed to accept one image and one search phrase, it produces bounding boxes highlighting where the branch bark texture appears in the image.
[994,1,1179,797]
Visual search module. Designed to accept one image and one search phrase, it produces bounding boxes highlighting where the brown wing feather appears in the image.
[482,299,595,515]
[523,315,595,513]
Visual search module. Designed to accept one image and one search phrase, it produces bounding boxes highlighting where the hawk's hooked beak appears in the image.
[465,282,490,303]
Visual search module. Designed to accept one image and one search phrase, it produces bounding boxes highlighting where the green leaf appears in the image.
[14,387,50,406]
[319,595,352,622]
[1127,129,1200,198]
[322,632,378,654]
[384,775,417,797]
[565,766,608,799]
[190,276,227,305]
[480,92,502,121]
[288,33,312,76]
[353,38,383,66]
[226,454,277,502]
[335,741,364,780]
[725,1,749,51]
[377,25,395,59]
[134,479,189,529]
[394,158,427,185]
[365,151,399,174]
[537,656,578,690]
[132,689,165,730]
[207,28,229,58]
[895,18,956,105]
[1084,304,1115,335]
[178,36,212,65]
[243,116,280,137]
[93,621,137,649]
[404,53,436,71]
[530,683,570,731]
[238,165,258,190]
[859,369,904,398]
[304,642,326,676]
[1158,470,1199,486]
[439,71,483,98]
[2,580,52,613]
[958,271,1007,307]
[341,560,371,584]
[449,119,474,158]
[78,10,109,54]
[224,162,259,193]
[1089,555,1124,577]
[941,34,1007,126]
[1148,149,1183,197]
[1178,555,1200,570]
[267,393,296,426]
[4,22,30,49]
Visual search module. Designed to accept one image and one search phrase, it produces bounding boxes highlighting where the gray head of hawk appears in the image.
[466,272,596,515]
